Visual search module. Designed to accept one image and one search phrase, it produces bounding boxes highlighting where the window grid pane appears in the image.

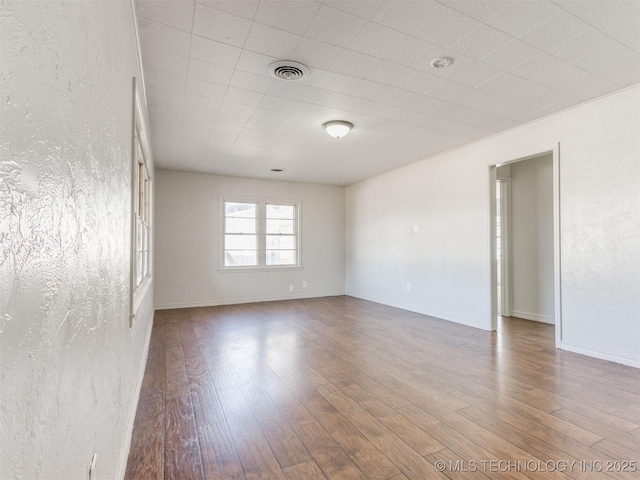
[266,250,297,265]
[225,217,257,234]
[226,202,257,218]
[225,234,257,250]
[266,234,296,249]
[225,250,258,266]
[266,219,295,234]
[266,204,295,219]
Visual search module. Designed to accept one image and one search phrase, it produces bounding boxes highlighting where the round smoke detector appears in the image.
[268,60,310,81]
[431,57,454,69]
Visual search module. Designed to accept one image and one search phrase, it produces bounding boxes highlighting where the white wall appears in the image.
[155,171,345,308]
[346,85,640,367]
[0,1,154,479]
[510,154,555,324]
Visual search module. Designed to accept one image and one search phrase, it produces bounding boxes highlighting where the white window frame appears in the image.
[219,196,302,272]
[130,78,153,323]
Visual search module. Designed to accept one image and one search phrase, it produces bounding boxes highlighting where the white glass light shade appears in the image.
[323,120,353,138]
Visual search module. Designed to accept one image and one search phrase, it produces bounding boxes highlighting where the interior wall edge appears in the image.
[115,316,155,480]
[345,291,492,332]
[509,310,555,325]
[560,341,640,369]
[154,291,346,310]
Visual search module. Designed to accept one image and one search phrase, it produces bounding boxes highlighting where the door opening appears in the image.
[489,147,561,347]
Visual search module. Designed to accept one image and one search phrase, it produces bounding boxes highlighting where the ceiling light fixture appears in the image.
[431,57,453,69]
[270,168,285,172]
[323,120,353,139]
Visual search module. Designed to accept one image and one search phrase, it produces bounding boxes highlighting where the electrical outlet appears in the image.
[406,282,411,291]
[289,285,294,292]
[88,453,97,480]
[302,281,307,288]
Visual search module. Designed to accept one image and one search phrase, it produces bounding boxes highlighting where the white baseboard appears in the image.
[155,291,345,310]
[510,310,555,324]
[115,310,155,480]
[560,341,640,368]
[345,291,490,331]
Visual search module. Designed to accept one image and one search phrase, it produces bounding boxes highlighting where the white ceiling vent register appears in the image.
[268,61,310,81]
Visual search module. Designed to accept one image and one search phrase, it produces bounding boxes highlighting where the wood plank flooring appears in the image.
[125,296,640,480]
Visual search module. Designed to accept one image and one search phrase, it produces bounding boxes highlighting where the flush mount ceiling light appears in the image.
[270,168,285,172]
[268,60,309,81]
[430,57,454,69]
[323,120,353,139]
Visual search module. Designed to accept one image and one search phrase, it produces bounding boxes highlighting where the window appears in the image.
[130,78,152,322]
[223,199,300,269]
[134,130,151,287]
[266,204,297,266]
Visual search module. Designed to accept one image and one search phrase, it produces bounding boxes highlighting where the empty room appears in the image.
[2,0,639,479]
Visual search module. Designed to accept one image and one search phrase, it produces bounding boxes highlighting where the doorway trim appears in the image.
[495,175,511,317]
[488,144,561,347]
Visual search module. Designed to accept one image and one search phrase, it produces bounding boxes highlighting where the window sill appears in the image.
[217,266,303,273]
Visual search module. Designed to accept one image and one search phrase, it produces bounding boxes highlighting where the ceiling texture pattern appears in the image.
[135,0,640,185]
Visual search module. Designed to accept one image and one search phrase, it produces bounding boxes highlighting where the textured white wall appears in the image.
[0,1,154,479]
[346,86,640,367]
[510,154,555,324]
[155,171,345,308]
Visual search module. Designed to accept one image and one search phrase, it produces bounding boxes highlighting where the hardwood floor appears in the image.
[125,296,639,480]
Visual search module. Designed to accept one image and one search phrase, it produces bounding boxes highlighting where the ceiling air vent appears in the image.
[268,61,310,81]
